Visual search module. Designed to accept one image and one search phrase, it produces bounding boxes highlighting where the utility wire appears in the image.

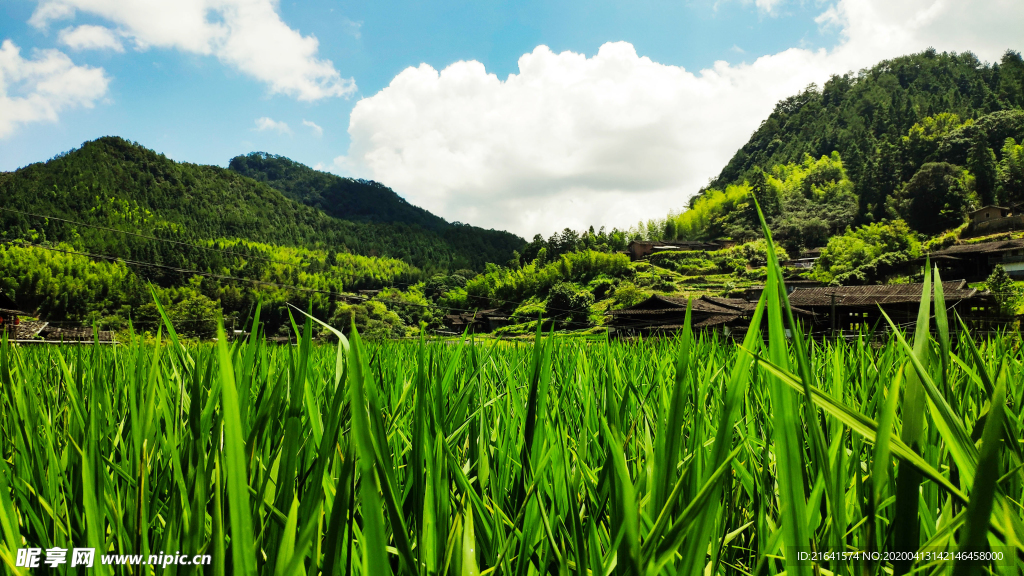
[5,235,1013,335]
[0,239,481,315]
[0,206,309,270]
[0,239,592,335]
[5,206,1015,332]
[0,207,597,316]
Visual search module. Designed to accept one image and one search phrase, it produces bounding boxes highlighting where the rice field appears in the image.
[2,244,1024,576]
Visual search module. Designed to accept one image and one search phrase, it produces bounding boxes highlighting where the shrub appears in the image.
[547,282,595,326]
[612,281,646,308]
[888,162,973,234]
[986,264,1024,316]
[815,220,921,283]
[587,276,616,300]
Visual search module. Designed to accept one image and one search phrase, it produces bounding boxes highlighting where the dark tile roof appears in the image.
[39,326,115,342]
[788,280,976,307]
[608,307,690,316]
[693,314,741,328]
[608,294,739,316]
[969,205,1010,215]
[608,294,794,317]
[701,296,756,312]
[929,239,1024,257]
[14,321,48,339]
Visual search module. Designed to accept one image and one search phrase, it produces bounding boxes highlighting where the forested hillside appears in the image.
[229,152,449,230]
[709,49,1024,210]
[228,152,527,273]
[0,137,525,272]
[655,50,1024,250]
[4,50,1024,339]
[0,137,526,333]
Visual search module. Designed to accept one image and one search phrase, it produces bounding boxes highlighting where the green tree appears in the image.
[997,138,1024,205]
[663,218,677,241]
[986,265,1022,317]
[170,293,221,339]
[612,281,646,308]
[967,130,999,205]
[535,247,548,267]
[889,162,972,234]
[743,169,781,229]
[547,282,595,326]
[815,219,921,284]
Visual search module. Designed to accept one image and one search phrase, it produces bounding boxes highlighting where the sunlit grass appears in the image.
[2,216,1023,575]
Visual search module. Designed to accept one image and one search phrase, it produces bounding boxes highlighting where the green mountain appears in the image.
[0,137,525,273]
[227,152,526,272]
[662,49,1024,254]
[710,49,1023,189]
[229,152,448,230]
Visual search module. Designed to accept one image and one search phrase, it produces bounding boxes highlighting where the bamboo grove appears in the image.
[2,223,1024,576]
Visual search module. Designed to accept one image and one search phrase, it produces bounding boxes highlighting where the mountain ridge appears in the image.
[0,136,526,272]
[228,152,451,231]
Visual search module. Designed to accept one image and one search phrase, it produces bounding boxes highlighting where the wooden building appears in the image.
[787,280,994,334]
[37,325,116,342]
[781,247,826,269]
[965,205,1024,236]
[925,239,1024,281]
[626,240,721,261]
[0,293,27,337]
[0,308,23,336]
[443,309,510,334]
[743,280,824,301]
[607,294,761,337]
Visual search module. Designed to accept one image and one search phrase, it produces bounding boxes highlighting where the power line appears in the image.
[0,239,484,315]
[0,206,311,270]
[0,207,596,316]
[7,206,1015,331]
[0,238,597,336]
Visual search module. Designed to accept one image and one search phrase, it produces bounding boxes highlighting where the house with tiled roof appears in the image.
[787,280,995,333]
[606,294,798,337]
[925,239,1024,280]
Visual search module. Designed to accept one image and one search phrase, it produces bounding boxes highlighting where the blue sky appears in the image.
[1,0,1021,236]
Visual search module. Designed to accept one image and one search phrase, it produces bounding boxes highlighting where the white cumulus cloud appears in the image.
[30,0,356,101]
[254,116,290,134]
[0,40,109,138]
[58,25,124,52]
[754,0,784,15]
[341,0,1024,237]
[302,119,323,136]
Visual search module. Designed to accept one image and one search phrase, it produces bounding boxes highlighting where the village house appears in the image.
[0,307,21,334]
[607,294,769,337]
[781,247,826,269]
[965,205,1024,236]
[925,238,1024,280]
[787,280,995,334]
[609,280,999,338]
[0,293,114,342]
[442,309,510,334]
[0,293,25,336]
[626,240,722,261]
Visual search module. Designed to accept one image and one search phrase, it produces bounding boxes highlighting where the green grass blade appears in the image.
[953,379,1006,576]
[345,320,392,576]
[216,320,257,576]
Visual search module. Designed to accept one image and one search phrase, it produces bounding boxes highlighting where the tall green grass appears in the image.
[2,241,1023,575]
